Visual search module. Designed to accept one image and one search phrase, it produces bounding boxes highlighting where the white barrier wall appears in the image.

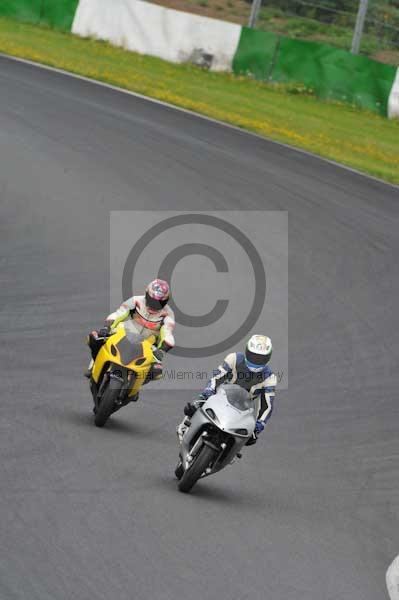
[388,69,399,119]
[387,555,399,600]
[72,0,241,72]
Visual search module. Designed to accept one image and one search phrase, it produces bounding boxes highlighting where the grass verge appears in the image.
[0,16,398,184]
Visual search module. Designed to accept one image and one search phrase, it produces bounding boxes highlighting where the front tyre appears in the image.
[178,445,217,494]
[94,385,120,427]
[174,459,184,480]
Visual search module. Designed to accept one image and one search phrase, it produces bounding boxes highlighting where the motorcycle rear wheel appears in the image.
[94,385,120,427]
[178,445,217,494]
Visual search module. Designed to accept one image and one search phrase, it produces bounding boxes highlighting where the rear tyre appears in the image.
[178,445,217,494]
[94,385,120,427]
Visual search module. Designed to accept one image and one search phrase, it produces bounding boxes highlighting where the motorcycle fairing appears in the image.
[92,323,157,397]
[202,391,256,436]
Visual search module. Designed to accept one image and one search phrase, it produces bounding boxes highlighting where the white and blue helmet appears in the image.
[245,335,272,372]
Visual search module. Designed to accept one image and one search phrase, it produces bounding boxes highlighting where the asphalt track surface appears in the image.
[1,54,398,600]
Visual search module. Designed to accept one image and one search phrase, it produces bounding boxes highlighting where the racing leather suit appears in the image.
[106,295,175,351]
[178,352,276,443]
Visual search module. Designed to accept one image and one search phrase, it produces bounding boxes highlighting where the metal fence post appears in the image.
[248,0,262,29]
[351,0,369,54]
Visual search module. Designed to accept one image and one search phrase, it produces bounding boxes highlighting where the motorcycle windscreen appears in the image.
[219,384,253,411]
[116,332,146,365]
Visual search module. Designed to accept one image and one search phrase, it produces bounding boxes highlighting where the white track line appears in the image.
[387,555,399,600]
[0,52,398,190]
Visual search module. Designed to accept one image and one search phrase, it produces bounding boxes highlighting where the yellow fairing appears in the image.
[92,324,157,397]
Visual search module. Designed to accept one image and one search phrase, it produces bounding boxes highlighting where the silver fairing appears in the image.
[179,384,257,476]
[202,393,256,434]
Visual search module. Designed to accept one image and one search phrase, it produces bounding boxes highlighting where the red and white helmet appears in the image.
[145,279,170,312]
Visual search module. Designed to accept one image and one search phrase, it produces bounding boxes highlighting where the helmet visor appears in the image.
[145,291,168,311]
[245,347,270,366]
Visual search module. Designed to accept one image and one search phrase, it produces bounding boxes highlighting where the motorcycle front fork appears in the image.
[177,417,191,443]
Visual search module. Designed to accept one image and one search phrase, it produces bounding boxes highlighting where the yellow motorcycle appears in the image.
[89,321,163,427]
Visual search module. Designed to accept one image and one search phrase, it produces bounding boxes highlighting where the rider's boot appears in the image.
[245,432,258,446]
[84,359,94,379]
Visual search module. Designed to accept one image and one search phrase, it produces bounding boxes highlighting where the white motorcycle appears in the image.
[175,384,257,493]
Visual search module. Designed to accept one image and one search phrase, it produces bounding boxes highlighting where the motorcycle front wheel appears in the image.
[178,444,217,494]
[94,385,120,427]
[174,458,184,480]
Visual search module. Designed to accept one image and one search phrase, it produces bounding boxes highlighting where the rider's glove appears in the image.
[98,326,110,338]
[153,348,164,363]
[183,392,210,418]
[192,394,208,411]
[255,420,265,434]
[159,340,172,353]
[184,402,197,418]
